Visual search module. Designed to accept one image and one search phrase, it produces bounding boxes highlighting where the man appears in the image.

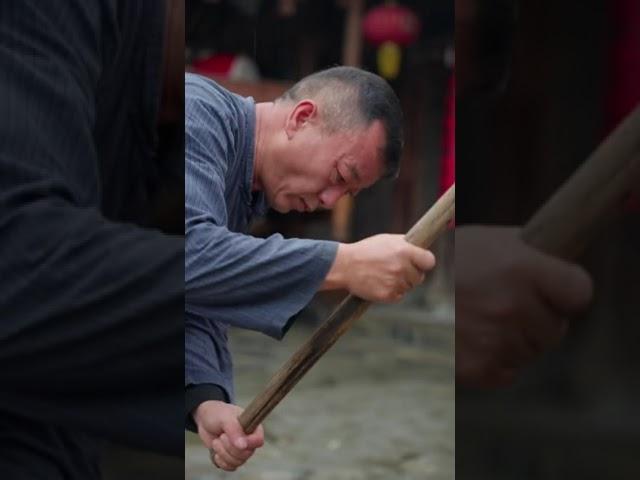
[185,66,436,471]
[0,0,184,478]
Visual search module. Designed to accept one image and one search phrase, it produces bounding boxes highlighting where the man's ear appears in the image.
[284,100,317,139]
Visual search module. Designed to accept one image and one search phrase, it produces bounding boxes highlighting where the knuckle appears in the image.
[231,404,244,415]
[390,263,403,275]
[424,250,435,265]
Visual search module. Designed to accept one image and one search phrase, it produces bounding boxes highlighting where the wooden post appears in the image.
[332,0,365,241]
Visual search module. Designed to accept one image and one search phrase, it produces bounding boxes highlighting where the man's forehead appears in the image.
[347,121,386,181]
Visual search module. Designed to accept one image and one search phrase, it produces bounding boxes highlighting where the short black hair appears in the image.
[278,66,403,179]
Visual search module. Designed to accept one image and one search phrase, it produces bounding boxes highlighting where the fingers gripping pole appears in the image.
[238,185,456,433]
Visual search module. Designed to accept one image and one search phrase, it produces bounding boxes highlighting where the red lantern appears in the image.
[362,2,421,79]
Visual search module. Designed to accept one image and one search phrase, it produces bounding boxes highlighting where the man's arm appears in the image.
[0,0,185,453]
[186,222,338,336]
[0,0,183,396]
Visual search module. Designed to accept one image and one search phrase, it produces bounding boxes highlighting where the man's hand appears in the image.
[323,234,436,303]
[192,400,265,472]
[456,226,593,387]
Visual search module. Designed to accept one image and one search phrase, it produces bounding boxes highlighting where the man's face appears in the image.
[264,109,387,214]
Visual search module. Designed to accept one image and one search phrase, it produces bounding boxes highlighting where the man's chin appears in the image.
[272,197,300,214]
[264,193,287,213]
[271,202,291,214]
[271,194,307,213]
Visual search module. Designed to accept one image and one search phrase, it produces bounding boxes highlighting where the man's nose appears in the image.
[318,186,347,209]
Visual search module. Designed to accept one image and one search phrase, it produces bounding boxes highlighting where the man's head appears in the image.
[254,66,403,213]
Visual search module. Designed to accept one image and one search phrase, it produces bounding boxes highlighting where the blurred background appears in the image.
[185,1,454,479]
[456,0,640,479]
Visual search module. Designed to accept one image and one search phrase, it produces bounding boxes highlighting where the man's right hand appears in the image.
[456,226,593,387]
[323,234,436,303]
[192,400,264,472]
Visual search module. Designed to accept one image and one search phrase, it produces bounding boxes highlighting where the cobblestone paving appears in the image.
[186,304,454,480]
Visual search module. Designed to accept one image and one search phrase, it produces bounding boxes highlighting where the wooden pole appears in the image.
[521,103,640,257]
[238,185,455,433]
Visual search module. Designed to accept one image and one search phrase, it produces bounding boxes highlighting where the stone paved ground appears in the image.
[185,303,454,480]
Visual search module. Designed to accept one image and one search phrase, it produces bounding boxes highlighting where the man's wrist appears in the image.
[321,242,352,291]
[185,383,228,432]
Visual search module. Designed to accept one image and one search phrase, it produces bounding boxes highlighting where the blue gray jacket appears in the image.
[184,74,338,414]
[0,0,185,459]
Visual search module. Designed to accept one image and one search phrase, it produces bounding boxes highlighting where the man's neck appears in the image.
[253,102,271,192]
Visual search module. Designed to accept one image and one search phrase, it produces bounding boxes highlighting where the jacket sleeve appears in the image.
[0,0,184,393]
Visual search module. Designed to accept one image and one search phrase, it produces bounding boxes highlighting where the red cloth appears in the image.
[192,54,235,77]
